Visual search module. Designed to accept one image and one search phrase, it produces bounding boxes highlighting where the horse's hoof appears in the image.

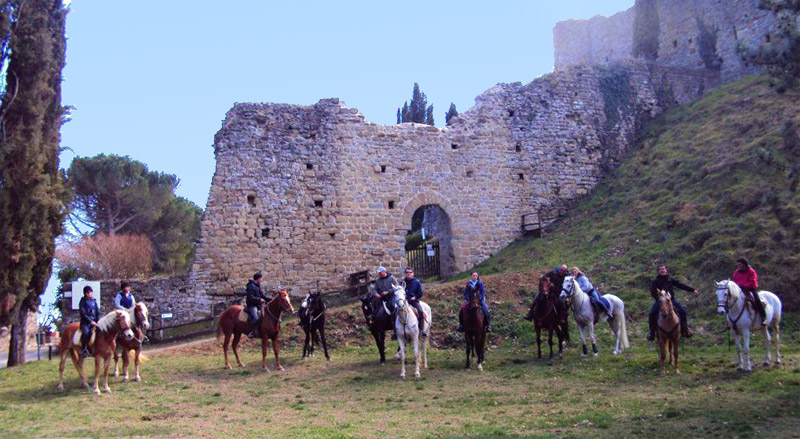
[762,361,770,367]
[593,353,599,358]
[121,376,128,383]
[414,372,420,378]
[278,366,286,372]
[675,370,681,375]
[134,376,141,382]
[93,388,101,395]
[56,383,64,391]
[226,365,233,370]
[613,350,621,356]
[394,352,401,360]
[113,371,119,378]
[81,382,90,390]
[102,386,111,394]
[238,364,246,368]
[659,372,666,377]
[478,364,483,372]
[326,357,331,362]
[776,359,782,364]
[737,367,744,372]
[261,365,269,371]
[400,374,406,379]
[379,361,386,366]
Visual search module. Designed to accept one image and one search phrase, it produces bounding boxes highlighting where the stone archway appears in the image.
[401,192,456,278]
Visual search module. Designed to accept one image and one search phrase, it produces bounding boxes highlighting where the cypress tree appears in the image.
[0,0,69,366]
[396,83,436,126]
[445,103,459,126]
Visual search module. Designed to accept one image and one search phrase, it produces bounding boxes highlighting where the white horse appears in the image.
[391,285,432,378]
[559,276,629,357]
[714,280,782,371]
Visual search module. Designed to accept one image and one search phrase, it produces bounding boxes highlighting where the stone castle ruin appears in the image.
[68,0,780,326]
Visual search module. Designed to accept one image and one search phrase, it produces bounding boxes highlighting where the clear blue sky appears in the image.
[60,0,634,208]
[44,0,634,317]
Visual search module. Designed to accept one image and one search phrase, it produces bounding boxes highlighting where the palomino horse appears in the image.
[463,284,486,370]
[216,289,294,370]
[360,292,394,364]
[656,290,681,375]
[300,291,330,361]
[393,285,432,378]
[532,276,565,360]
[113,302,151,382]
[559,276,629,357]
[57,310,135,394]
[715,280,782,371]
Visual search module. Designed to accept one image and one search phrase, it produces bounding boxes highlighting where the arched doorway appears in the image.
[405,204,455,278]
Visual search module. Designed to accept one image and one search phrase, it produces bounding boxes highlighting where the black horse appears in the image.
[300,291,330,360]
[360,293,394,364]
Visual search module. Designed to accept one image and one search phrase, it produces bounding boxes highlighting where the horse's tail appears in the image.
[617,305,630,349]
[215,313,224,342]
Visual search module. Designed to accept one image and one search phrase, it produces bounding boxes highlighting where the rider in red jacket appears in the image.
[731,257,766,325]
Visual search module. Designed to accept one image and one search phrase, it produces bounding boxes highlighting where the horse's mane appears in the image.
[96,310,130,333]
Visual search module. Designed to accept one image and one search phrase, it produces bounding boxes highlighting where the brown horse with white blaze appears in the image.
[113,302,151,382]
[57,310,135,394]
[656,289,681,375]
[217,289,294,370]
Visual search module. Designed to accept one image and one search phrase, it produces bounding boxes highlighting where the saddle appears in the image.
[72,329,96,348]
[238,307,262,323]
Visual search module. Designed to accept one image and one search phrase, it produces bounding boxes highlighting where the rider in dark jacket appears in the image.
[401,267,426,337]
[374,266,398,338]
[525,265,568,321]
[79,285,100,358]
[246,272,270,338]
[647,265,699,341]
[458,272,490,332]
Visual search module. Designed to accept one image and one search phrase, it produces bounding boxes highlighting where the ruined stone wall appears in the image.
[191,61,716,298]
[554,0,779,82]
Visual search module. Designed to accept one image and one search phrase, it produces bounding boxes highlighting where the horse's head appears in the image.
[360,295,374,319]
[115,310,135,341]
[392,284,406,307]
[134,302,150,331]
[559,276,576,301]
[656,289,673,315]
[276,289,294,314]
[468,288,481,308]
[538,276,551,297]
[714,280,735,315]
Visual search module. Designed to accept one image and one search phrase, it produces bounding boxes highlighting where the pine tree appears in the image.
[425,105,435,126]
[0,0,69,366]
[445,103,459,126]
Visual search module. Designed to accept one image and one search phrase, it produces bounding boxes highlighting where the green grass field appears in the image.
[1,329,798,439]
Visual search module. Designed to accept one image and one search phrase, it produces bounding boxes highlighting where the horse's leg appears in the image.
[222,332,232,369]
[673,336,680,374]
[609,316,621,355]
[273,336,285,371]
[413,333,421,378]
[535,325,542,359]
[658,337,667,376]
[399,337,406,379]
[734,329,744,371]
[743,328,752,371]
[133,347,141,382]
[302,328,310,359]
[319,326,330,361]
[578,324,588,357]
[232,332,245,368]
[589,322,598,357]
[372,329,385,365]
[548,328,554,360]
[261,335,269,371]
[74,351,89,389]
[113,346,120,378]
[465,334,471,370]
[477,334,484,372]
[102,354,112,393]
[761,325,771,367]
[93,354,102,394]
[121,346,130,382]
[57,347,70,391]
[556,326,564,359]
[773,318,782,364]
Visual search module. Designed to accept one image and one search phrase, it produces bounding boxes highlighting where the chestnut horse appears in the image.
[217,289,294,370]
[656,290,681,375]
[113,302,151,382]
[532,276,565,360]
[464,285,486,371]
[301,291,330,361]
[57,310,135,394]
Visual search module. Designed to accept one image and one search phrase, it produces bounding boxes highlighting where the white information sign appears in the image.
[426,243,435,257]
[71,281,101,310]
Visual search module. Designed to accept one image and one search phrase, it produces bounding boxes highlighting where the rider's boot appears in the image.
[420,312,428,337]
[679,313,693,338]
[753,293,767,326]
[484,312,491,333]
[646,326,656,342]
[247,320,259,339]
[524,294,538,321]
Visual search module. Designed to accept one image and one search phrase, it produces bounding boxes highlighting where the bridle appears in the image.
[717,281,747,331]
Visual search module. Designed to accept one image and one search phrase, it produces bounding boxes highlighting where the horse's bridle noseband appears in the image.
[715,281,731,312]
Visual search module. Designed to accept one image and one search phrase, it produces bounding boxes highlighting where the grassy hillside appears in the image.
[470,75,800,316]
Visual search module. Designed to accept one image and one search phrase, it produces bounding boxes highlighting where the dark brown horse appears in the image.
[217,289,294,371]
[532,276,565,360]
[57,310,135,394]
[113,302,151,382]
[360,293,393,364]
[656,290,681,375]
[464,287,486,370]
[300,291,330,361]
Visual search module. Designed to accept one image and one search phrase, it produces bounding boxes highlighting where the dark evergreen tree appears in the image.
[740,0,800,92]
[445,103,459,126]
[0,0,69,366]
[396,83,435,126]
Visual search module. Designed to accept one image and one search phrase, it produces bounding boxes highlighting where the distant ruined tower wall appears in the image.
[554,0,779,83]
